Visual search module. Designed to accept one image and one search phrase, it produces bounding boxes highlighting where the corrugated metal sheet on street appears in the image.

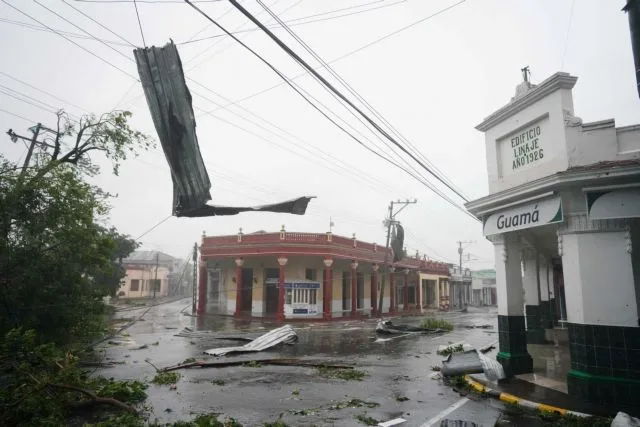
[133,42,313,217]
[204,324,298,356]
[441,349,505,380]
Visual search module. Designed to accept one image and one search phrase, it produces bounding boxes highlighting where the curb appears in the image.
[463,375,591,418]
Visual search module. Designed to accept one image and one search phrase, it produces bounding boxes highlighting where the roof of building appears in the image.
[123,250,177,265]
[566,159,640,173]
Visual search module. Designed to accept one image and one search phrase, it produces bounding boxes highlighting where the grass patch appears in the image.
[211,379,226,386]
[355,414,379,425]
[329,398,379,410]
[420,318,454,331]
[152,372,180,385]
[317,366,367,381]
[437,344,464,356]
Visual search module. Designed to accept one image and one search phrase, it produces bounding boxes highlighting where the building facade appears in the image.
[119,250,178,298]
[471,269,497,306]
[449,265,472,309]
[466,72,640,413]
[197,229,450,320]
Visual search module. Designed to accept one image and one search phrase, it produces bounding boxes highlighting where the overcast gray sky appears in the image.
[1,0,639,268]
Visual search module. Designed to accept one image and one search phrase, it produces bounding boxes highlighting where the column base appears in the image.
[497,351,534,377]
[498,315,533,376]
[568,370,640,416]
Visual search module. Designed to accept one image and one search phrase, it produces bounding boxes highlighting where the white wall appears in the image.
[495,238,525,316]
[562,231,638,326]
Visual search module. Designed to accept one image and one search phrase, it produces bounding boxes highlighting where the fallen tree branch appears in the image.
[46,383,137,415]
[144,358,161,373]
[160,358,354,372]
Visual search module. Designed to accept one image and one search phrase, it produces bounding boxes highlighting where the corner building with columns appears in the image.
[466,72,640,413]
[196,229,449,321]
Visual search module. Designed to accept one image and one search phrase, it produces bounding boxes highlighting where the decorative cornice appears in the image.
[465,165,640,216]
[557,213,630,235]
[476,72,578,132]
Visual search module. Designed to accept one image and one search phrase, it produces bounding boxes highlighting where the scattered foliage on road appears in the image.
[263,421,289,427]
[420,318,454,331]
[244,360,263,368]
[395,396,409,402]
[182,357,197,364]
[437,344,465,356]
[211,379,226,386]
[152,372,180,385]
[355,413,379,425]
[317,366,367,381]
[329,398,379,410]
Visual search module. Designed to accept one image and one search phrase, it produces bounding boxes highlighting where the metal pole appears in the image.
[377,202,393,318]
[19,123,41,179]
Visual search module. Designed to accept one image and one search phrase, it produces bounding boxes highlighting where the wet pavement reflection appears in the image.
[98,300,511,426]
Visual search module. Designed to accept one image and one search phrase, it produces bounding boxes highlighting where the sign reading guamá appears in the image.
[496,206,540,230]
[511,124,543,170]
[482,196,563,236]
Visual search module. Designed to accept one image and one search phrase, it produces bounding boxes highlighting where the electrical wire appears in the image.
[258,0,466,203]
[0,17,132,47]
[258,0,467,201]
[135,215,172,240]
[133,0,147,47]
[201,1,467,121]
[60,0,138,47]
[0,108,35,123]
[227,0,469,203]
[184,1,475,220]
[34,0,133,62]
[0,89,58,114]
[178,0,405,46]
[0,0,139,80]
[0,71,89,113]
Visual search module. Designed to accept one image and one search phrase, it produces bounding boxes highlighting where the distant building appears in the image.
[471,269,496,306]
[448,265,472,309]
[197,229,450,320]
[119,250,188,298]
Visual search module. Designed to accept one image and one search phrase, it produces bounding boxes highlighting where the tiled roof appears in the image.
[123,250,177,265]
[567,159,640,172]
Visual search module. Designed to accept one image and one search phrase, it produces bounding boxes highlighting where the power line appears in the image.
[132,0,147,47]
[0,71,89,113]
[177,0,406,45]
[136,215,172,240]
[259,0,468,201]
[60,0,138,47]
[184,0,475,220]
[1,0,139,80]
[0,17,133,47]
[34,0,133,62]
[0,108,35,124]
[0,89,58,114]
[71,0,222,3]
[201,0,467,123]
[226,0,469,202]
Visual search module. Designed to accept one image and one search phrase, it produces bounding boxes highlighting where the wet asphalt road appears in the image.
[97,300,507,426]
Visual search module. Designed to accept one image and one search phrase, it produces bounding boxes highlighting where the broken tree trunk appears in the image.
[160,358,354,372]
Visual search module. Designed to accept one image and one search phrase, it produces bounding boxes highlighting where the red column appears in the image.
[350,261,358,316]
[389,268,395,313]
[197,262,207,315]
[277,256,287,322]
[371,264,378,315]
[323,258,333,320]
[403,271,409,311]
[234,258,244,317]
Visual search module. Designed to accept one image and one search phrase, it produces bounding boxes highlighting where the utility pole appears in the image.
[192,242,198,315]
[153,252,159,299]
[456,241,473,308]
[377,199,417,317]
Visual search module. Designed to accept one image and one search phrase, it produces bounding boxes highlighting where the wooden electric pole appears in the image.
[377,199,417,317]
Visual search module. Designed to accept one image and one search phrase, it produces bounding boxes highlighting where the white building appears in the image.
[471,269,496,306]
[466,72,640,413]
[449,265,472,309]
